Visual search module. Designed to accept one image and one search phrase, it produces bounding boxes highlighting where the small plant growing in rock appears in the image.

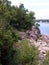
[42,51,49,65]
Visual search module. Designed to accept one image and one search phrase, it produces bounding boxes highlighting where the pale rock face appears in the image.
[29,36,49,65]
[20,26,49,65]
[39,53,44,60]
[41,35,49,43]
[21,26,40,40]
[28,26,40,40]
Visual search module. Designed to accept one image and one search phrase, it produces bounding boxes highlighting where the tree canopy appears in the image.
[0,0,39,65]
[0,0,35,31]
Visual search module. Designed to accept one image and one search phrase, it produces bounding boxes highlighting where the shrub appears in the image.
[43,51,49,65]
[15,40,39,65]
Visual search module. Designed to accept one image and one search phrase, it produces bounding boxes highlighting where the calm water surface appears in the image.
[37,22,49,35]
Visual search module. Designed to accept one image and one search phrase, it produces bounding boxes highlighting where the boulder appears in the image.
[20,26,41,40]
[26,26,41,41]
[40,35,49,43]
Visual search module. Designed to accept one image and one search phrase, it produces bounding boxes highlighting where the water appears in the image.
[36,22,49,35]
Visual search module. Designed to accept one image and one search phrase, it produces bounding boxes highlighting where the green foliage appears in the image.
[9,4,35,31]
[0,0,38,65]
[0,0,35,31]
[0,28,18,65]
[0,63,2,65]
[35,23,40,29]
[15,40,39,65]
[42,51,49,65]
[16,33,22,40]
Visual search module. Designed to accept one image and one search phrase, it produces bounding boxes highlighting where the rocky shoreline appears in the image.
[29,26,49,65]
[29,38,49,65]
[21,26,40,40]
[20,26,49,65]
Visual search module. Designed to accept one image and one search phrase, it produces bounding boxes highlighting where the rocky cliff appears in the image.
[20,26,49,65]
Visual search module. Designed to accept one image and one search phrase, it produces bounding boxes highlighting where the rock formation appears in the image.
[21,26,40,40]
[20,25,49,65]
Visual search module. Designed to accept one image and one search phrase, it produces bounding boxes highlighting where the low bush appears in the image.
[15,40,39,65]
[43,51,49,65]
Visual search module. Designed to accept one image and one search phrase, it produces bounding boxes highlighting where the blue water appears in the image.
[37,22,49,35]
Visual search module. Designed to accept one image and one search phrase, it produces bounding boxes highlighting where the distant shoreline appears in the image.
[35,19,49,22]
